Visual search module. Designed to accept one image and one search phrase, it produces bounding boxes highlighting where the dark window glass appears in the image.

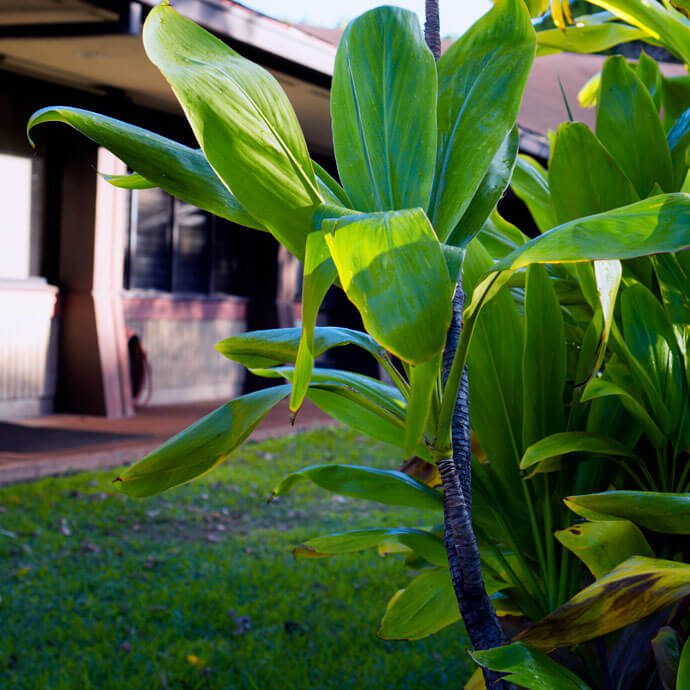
[128,188,172,291]
[172,201,212,294]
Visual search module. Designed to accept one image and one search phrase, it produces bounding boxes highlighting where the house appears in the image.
[1,0,684,420]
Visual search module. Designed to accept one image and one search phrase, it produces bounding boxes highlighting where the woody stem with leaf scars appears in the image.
[424,2,510,688]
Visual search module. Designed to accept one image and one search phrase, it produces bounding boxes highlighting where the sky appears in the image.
[241,1,492,37]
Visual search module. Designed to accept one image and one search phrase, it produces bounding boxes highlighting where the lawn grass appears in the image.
[0,427,470,689]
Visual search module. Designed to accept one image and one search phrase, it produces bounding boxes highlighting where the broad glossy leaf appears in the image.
[679,636,690,689]
[565,491,690,534]
[404,356,440,458]
[447,127,519,248]
[522,264,566,447]
[273,464,443,511]
[471,643,591,690]
[290,232,337,414]
[555,519,653,578]
[294,527,446,567]
[537,20,646,56]
[28,107,262,230]
[521,432,635,471]
[429,0,535,241]
[324,208,452,364]
[510,155,557,232]
[549,122,638,224]
[378,568,460,640]
[331,7,436,212]
[215,326,384,369]
[143,4,321,259]
[652,627,681,690]
[517,556,690,649]
[491,194,690,273]
[621,283,684,431]
[596,56,672,196]
[115,385,290,497]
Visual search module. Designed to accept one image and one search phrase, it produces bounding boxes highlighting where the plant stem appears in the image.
[424,7,508,688]
[424,0,442,60]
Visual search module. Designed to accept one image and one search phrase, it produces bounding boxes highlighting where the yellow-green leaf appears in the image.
[517,556,690,649]
[143,4,321,259]
[555,520,654,579]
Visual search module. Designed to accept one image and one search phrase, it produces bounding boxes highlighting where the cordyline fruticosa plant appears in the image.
[456,46,690,687]
[27,0,690,687]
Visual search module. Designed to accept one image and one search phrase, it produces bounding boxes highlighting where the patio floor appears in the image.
[0,399,332,484]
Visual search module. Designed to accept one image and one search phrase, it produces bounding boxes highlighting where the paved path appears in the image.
[0,399,333,485]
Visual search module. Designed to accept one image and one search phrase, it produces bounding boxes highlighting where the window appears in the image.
[125,187,246,295]
[0,153,42,280]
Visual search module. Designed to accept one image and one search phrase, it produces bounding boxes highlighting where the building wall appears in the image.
[0,281,59,418]
[123,296,247,405]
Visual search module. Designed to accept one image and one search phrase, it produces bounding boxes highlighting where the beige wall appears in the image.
[125,315,246,405]
[0,280,58,418]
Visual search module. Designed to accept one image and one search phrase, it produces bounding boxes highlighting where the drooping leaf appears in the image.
[27,107,262,230]
[510,155,557,232]
[521,432,636,472]
[490,194,690,273]
[447,127,520,248]
[429,0,535,241]
[331,6,437,212]
[255,366,406,421]
[273,464,443,511]
[290,231,337,415]
[306,387,409,450]
[652,627,681,690]
[565,491,690,534]
[294,527,447,567]
[517,556,690,649]
[522,264,566,447]
[555,519,654,579]
[143,4,322,259]
[536,20,646,56]
[215,326,385,369]
[324,208,452,364]
[596,56,672,196]
[587,0,690,65]
[115,385,291,497]
[471,642,591,690]
[378,568,461,640]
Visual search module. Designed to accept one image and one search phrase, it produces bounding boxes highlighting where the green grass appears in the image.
[0,427,470,689]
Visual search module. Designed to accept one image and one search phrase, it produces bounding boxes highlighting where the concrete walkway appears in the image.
[0,399,332,485]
